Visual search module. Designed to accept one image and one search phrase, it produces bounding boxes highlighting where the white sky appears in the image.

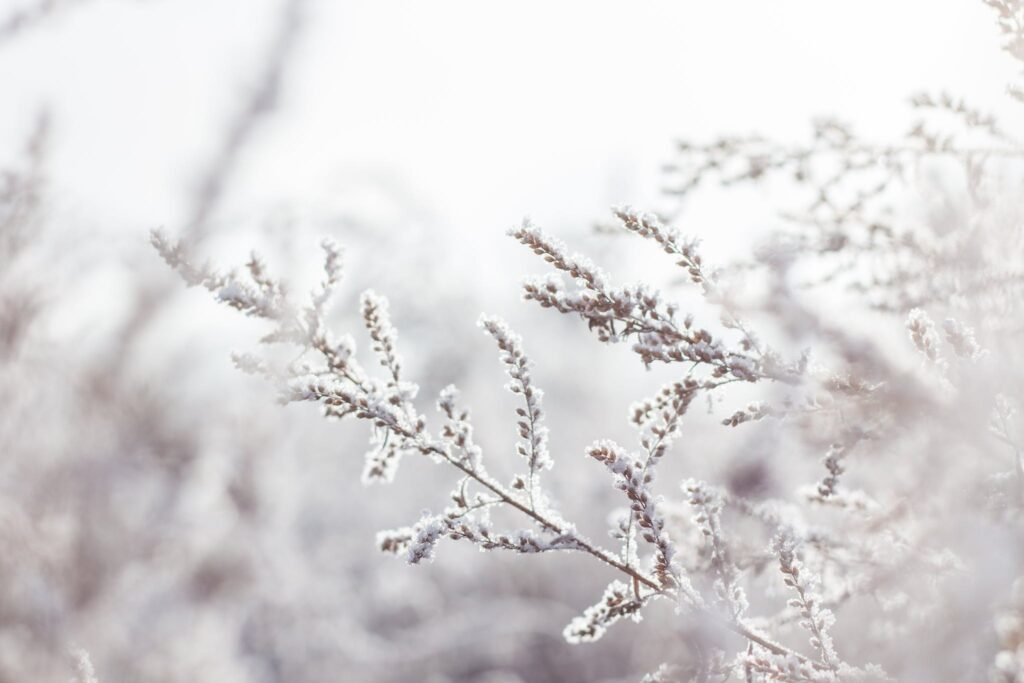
[0,0,1018,264]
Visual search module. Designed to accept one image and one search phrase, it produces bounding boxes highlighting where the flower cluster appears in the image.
[154,4,1024,678]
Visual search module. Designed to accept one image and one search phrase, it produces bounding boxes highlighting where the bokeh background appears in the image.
[0,1,1021,681]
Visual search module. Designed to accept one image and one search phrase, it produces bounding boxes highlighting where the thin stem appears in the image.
[374,415,812,664]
